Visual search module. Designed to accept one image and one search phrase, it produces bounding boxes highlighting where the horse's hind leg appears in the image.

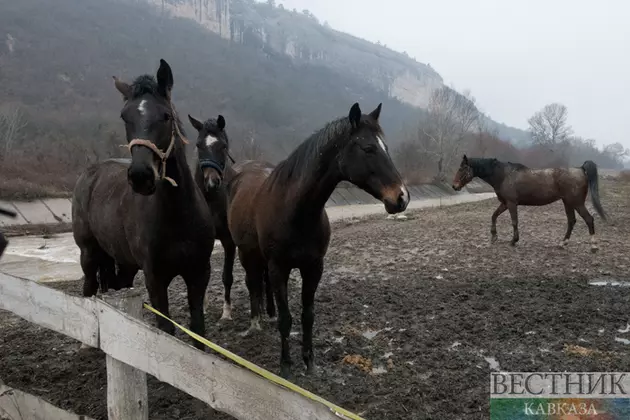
[490,202,507,243]
[263,268,277,320]
[268,259,293,378]
[79,241,106,297]
[182,262,211,351]
[117,264,138,289]
[219,236,237,320]
[561,200,577,247]
[576,204,597,252]
[239,249,265,335]
[507,202,519,246]
[98,255,116,293]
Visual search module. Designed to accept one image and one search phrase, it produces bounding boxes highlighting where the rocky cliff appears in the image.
[150,0,444,108]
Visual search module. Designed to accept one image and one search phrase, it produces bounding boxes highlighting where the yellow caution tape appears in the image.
[143,302,365,420]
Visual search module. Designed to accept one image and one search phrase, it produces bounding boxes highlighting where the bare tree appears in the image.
[603,142,629,163]
[238,128,264,161]
[527,103,573,146]
[0,105,28,160]
[417,86,480,180]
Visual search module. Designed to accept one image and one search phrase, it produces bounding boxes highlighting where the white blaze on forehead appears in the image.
[137,99,147,115]
[205,134,218,147]
[377,135,387,153]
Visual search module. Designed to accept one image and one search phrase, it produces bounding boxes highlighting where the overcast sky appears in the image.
[275,0,629,148]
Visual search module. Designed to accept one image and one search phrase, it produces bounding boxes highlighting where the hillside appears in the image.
[0,0,533,198]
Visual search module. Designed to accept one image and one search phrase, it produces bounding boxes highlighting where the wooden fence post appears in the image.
[102,288,149,420]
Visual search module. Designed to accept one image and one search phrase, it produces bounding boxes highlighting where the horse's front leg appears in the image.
[183,262,211,351]
[268,259,292,378]
[144,268,175,336]
[490,202,507,243]
[299,259,323,375]
[220,236,237,320]
[507,202,519,246]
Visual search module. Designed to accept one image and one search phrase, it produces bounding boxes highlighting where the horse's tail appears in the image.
[582,160,607,221]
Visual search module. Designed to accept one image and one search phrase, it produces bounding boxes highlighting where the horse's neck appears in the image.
[158,148,198,210]
[287,155,341,222]
[472,161,503,189]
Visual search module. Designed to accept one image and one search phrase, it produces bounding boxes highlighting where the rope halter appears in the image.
[122,102,189,187]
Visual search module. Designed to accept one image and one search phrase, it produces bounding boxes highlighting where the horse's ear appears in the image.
[462,154,468,164]
[369,103,382,121]
[348,102,361,128]
[156,58,174,100]
[217,115,226,131]
[113,76,131,100]
[188,114,203,132]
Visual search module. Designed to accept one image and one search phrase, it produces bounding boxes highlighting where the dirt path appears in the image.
[1,180,629,420]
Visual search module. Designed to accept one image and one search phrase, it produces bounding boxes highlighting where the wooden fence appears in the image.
[0,272,350,420]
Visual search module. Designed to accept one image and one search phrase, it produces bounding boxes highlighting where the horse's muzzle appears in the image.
[128,165,157,196]
[382,185,410,214]
[203,167,222,191]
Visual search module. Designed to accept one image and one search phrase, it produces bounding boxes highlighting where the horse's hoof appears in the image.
[239,318,262,337]
[591,245,599,253]
[491,236,498,244]
[510,241,518,247]
[268,316,278,324]
[220,303,233,321]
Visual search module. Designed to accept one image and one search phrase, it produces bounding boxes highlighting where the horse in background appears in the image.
[0,206,17,258]
[228,102,409,378]
[187,114,275,321]
[72,59,214,349]
[452,155,607,251]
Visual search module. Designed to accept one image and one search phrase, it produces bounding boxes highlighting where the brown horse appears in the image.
[72,59,214,349]
[187,114,275,320]
[228,102,409,378]
[452,155,607,250]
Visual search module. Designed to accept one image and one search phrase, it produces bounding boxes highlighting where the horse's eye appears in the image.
[362,145,377,154]
[163,112,171,121]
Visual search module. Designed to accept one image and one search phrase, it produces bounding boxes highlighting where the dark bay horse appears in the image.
[228,102,410,378]
[72,59,214,349]
[452,155,607,250]
[187,113,276,321]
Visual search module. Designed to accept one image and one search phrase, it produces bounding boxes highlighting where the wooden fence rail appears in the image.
[0,272,344,420]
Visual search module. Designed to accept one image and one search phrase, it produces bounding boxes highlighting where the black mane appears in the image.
[469,158,528,178]
[270,115,382,186]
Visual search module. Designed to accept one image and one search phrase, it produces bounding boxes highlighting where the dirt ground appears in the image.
[1,178,630,420]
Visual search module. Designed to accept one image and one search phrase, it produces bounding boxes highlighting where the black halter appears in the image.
[199,158,225,177]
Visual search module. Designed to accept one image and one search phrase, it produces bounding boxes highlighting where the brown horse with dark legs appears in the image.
[72,59,214,349]
[452,155,607,250]
[187,114,275,320]
[228,102,409,378]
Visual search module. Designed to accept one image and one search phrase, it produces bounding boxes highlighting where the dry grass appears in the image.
[0,159,74,200]
[618,169,630,183]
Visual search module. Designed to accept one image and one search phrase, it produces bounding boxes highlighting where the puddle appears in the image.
[362,329,381,340]
[589,277,630,287]
[615,337,630,345]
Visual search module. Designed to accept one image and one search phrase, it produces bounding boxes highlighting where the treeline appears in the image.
[392,90,627,183]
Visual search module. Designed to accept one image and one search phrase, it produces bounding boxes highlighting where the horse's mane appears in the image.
[469,157,529,178]
[270,116,363,186]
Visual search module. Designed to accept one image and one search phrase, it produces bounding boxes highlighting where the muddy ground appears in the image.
[1,179,630,420]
